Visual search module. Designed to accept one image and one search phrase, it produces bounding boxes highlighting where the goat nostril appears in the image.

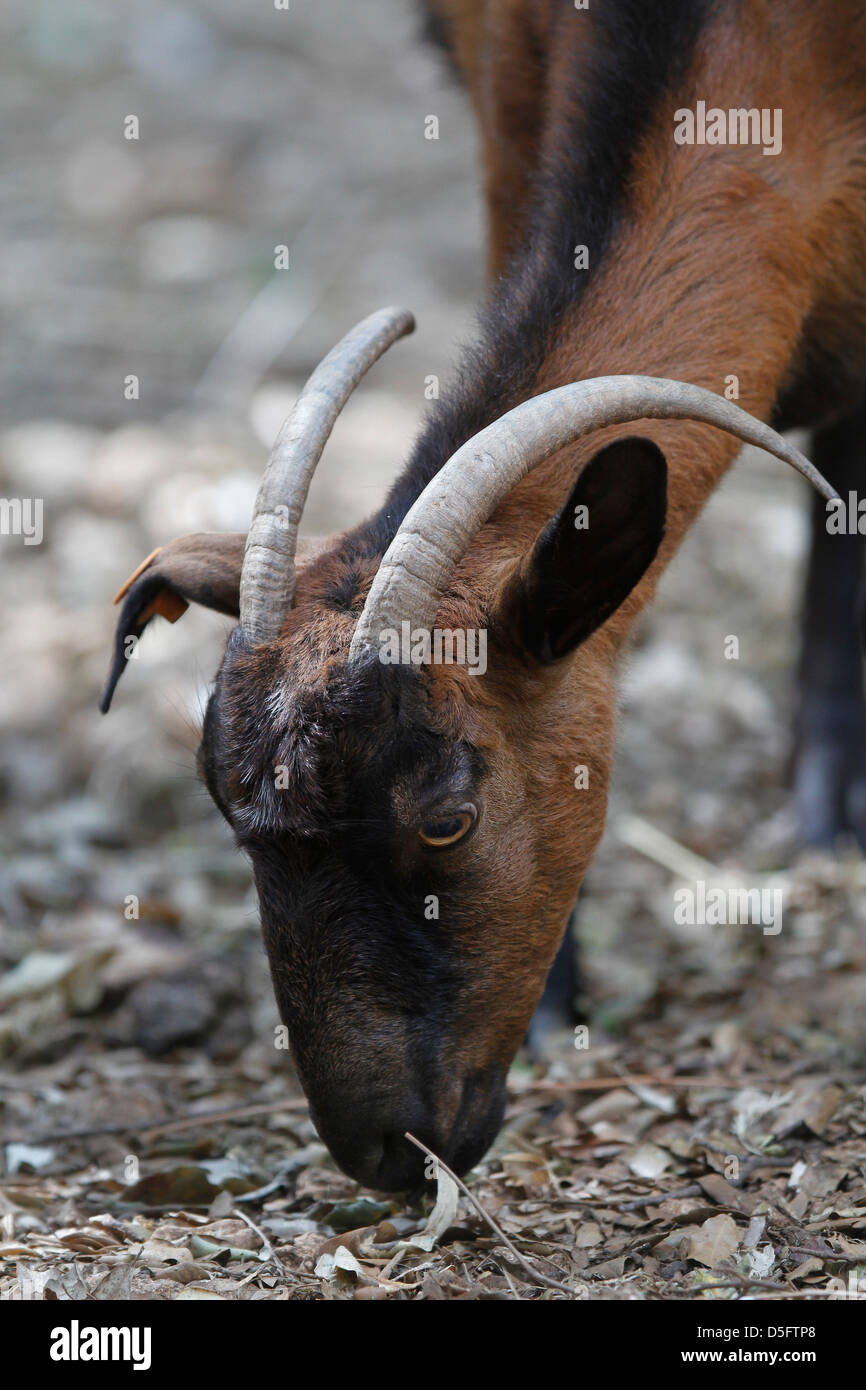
[374,1129,427,1190]
[308,1101,431,1191]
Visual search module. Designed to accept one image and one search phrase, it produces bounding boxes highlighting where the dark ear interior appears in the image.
[99,532,245,713]
[499,436,668,664]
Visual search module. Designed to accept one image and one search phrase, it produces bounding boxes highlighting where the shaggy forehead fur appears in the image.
[201,582,488,844]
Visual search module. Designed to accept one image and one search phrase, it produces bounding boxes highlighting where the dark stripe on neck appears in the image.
[355,0,716,562]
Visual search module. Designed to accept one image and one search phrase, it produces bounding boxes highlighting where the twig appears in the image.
[233,1207,285,1276]
[788,1246,866,1265]
[697,1140,797,1174]
[615,814,724,881]
[140,1100,308,1141]
[404,1132,577,1297]
[525,1074,778,1094]
[696,1275,790,1295]
[619,1184,705,1212]
[10,1098,308,1147]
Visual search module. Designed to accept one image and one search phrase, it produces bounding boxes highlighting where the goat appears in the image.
[101,0,866,1190]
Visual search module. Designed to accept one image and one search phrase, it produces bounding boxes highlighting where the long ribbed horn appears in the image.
[350,375,837,656]
[239,306,414,642]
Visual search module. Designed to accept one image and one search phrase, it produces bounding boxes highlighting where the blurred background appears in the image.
[1,0,864,1300]
[1,0,483,1060]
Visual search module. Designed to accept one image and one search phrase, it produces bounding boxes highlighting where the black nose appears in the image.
[308,1071,507,1191]
[344,1129,429,1191]
[310,1094,433,1190]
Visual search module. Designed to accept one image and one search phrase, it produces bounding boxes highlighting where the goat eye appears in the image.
[418,803,477,848]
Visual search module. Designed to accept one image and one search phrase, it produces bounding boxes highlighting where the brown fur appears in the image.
[400,0,866,1069]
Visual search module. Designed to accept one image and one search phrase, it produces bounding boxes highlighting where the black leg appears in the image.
[795,399,866,850]
[526,903,581,1057]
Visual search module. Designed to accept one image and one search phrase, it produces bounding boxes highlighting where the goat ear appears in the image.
[499,437,667,664]
[99,532,245,713]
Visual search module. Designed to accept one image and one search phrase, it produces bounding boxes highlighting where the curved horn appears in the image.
[349,375,837,656]
[240,306,415,642]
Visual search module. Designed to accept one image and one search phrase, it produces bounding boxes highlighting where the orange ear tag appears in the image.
[139,592,189,624]
[112,548,188,623]
[112,547,163,605]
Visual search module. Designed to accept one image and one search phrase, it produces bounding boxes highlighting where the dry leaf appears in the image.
[315,1244,364,1280]
[628,1142,671,1179]
[403,1165,460,1253]
[687,1214,741,1269]
[575,1222,604,1248]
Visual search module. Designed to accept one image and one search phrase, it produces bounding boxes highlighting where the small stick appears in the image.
[233,1207,285,1276]
[615,815,792,901]
[695,1276,789,1295]
[788,1246,866,1265]
[10,1098,308,1147]
[404,1132,577,1297]
[524,1073,802,1094]
[618,1183,705,1212]
[615,813,723,881]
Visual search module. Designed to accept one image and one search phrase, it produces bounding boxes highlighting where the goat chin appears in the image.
[307,1069,509,1192]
